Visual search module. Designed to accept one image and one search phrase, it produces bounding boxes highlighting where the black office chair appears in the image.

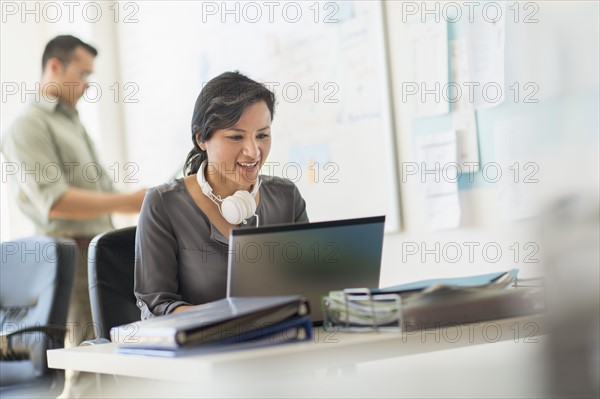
[0,236,77,398]
[88,226,140,340]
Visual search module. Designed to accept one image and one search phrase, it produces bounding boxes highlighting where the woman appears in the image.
[134,71,308,319]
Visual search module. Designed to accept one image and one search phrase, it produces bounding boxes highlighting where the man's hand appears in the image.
[115,188,147,213]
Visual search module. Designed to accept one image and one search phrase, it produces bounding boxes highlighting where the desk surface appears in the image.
[48,314,547,385]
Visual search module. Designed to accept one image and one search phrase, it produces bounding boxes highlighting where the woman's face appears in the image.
[199,101,272,192]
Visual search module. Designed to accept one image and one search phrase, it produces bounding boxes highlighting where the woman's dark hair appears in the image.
[184,71,276,176]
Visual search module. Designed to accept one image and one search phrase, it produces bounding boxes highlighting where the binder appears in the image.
[111,296,309,350]
[217,314,312,344]
[116,315,313,357]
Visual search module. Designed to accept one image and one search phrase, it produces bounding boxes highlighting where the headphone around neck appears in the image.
[196,161,261,225]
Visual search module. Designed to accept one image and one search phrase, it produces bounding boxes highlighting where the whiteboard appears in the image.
[117,1,400,231]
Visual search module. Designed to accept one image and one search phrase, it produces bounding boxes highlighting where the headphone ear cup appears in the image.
[221,191,256,224]
[235,190,257,217]
[221,196,244,224]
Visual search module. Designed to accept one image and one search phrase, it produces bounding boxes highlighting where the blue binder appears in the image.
[111,296,310,350]
[116,315,313,357]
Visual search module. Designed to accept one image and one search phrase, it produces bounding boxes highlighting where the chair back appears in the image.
[88,226,139,340]
[0,236,76,390]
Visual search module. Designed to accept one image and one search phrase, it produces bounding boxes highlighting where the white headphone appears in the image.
[196,161,261,225]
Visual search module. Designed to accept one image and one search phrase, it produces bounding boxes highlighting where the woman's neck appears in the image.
[206,173,252,198]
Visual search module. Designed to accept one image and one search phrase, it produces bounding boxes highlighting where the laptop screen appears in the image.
[227,216,385,323]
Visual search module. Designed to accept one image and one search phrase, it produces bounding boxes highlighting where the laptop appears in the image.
[227,216,385,323]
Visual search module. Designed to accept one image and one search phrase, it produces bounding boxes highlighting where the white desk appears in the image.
[48,315,549,397]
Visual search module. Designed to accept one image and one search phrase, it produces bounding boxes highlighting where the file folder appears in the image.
[111,296,309,350]
[116,315,313,357]
[371,269,519,295]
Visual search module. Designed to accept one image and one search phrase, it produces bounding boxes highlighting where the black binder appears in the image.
[111,296,309,350]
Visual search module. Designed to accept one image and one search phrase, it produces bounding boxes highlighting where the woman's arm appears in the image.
[134,187,190,319]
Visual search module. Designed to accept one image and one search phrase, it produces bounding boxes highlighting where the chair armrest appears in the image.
[0,326,67,360]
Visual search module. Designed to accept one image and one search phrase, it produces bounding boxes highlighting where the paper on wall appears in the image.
[415,130,461,230]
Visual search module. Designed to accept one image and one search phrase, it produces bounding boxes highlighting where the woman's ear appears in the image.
[195,134,206,151]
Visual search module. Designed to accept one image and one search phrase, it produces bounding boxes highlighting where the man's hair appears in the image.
[41,35,98,71]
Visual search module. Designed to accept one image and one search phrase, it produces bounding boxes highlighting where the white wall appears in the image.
[380,1,598,285]
[1,5,47,240]
[1,1,598,288]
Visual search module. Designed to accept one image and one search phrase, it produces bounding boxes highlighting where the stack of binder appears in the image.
[111,296,311,356]
[322,269,545,331]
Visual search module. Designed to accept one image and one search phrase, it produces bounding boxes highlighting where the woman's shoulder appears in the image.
[259,176,304,205]
[259,175,299,192]
[146,178,187,202]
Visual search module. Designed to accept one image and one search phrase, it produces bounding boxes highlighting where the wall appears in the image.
[381,1,598,285]
[1,1,598,288]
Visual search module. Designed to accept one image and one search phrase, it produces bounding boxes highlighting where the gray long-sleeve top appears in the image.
[134,176,308,319]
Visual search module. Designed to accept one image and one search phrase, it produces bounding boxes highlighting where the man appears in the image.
[1,35,146,397]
